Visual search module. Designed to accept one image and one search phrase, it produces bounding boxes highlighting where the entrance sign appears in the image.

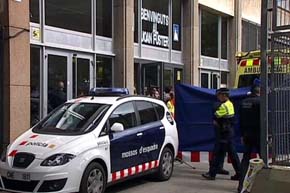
[141,8,169,48]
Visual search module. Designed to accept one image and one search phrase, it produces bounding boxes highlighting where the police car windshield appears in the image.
[33,103,110,135]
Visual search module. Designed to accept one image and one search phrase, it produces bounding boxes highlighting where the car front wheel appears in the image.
[156,147,174,181]
[79,162,107,193]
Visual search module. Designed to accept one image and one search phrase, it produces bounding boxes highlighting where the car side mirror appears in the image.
[111,123,124,132]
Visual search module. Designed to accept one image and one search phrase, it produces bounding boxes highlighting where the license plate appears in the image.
[6,171,31,181]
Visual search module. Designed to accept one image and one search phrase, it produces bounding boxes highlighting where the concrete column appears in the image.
[2,0,30,145]
[182,0,199,86]
[228,0,242,87]
[113,0,135,94]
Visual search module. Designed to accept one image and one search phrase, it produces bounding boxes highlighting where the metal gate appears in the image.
[269,0,290,166]
[270,33,290,166]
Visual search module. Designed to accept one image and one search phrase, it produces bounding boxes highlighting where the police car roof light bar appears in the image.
[89,88,129,97]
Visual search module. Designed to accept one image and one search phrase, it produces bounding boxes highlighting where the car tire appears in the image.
[79,162,107,193]
[156,147,174,181]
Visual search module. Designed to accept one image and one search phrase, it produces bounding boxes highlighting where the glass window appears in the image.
[134,0,139,43]
[221,17,228,59]
[136,101,158,125]
[201,10,218,58]
[47,55,67,113]
[30,0,39,23]
[242,20,260,52]
[109,102,137,130]
[30,47,41,126]
[242,21,249,51]
[73,57,90,98]
[96,56,112,87]
[201,73,209,88]
[96,0,112,37]
[238,74,260,88]
[153,103,165,120]
[33,103,109,134]
[45,0,91,34]
[172,0,181,50]
[141,0,169,48]
[134,63,140,94]
[142,64,161,98]
[221,72,228,85]
[211,74,218,89]
[276,0,290,27]
[249,23,257,50]
[164,69,173,90]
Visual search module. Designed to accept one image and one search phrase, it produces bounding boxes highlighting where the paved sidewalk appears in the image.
[106,162,238,193]
[0,162,238,193]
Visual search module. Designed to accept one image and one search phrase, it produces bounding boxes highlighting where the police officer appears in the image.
[202,88,241,180]
[167,91,175,117]
[211,101,229,175]
[237,85,261,193]
[204,101,230,177]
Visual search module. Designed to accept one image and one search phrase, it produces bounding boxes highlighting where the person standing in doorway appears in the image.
[48,80,67,110]
[167,90,175,118]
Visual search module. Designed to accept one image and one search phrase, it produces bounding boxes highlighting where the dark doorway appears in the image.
[141,63,162,99]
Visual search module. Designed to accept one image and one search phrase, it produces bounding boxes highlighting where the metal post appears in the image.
[260,0,269,166]
[0,27,3,151]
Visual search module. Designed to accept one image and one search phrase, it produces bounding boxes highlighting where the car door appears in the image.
[108,102,143,173]
[135,101,165,164]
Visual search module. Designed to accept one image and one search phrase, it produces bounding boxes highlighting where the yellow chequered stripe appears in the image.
[246,59,253,66]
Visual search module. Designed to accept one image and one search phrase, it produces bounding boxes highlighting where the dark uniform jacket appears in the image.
[214,100,235,141]
[239,96,260,143]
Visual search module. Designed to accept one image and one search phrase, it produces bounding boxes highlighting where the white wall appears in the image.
[241,0,261,24]
[199,0,235,16]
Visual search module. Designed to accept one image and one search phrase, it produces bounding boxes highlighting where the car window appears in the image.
[153,103,165,120]
[136,101,158,125]
[238,74,260,88]
[109,102,137,130]
[33,103,109,135]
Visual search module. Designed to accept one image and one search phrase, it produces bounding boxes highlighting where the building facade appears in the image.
[0,0,261,147]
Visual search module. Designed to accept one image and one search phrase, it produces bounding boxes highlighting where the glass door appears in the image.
[45,51,69,115]
[44,50,93,116]
[72,54,93,98]
[141,63,162,99]
[211,72,219,89]
[200,72,210,88]
[164,68,173,89]
[200,71,220,89]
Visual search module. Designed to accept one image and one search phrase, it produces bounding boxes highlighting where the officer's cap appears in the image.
[216,88,230,95]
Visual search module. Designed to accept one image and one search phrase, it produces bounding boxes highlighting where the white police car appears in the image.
[0,88,178,193]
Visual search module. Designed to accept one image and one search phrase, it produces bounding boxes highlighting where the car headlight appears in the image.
[41,154,76,166]
[1,147,7,162]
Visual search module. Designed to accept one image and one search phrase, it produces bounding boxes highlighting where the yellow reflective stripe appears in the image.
[215,100,235,118]
[247,59,253,66]
[215,104,227,118]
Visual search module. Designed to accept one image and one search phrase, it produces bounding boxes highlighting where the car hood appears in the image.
[8,130,84,159]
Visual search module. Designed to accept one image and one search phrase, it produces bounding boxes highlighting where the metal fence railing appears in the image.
[270,32,290,166]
